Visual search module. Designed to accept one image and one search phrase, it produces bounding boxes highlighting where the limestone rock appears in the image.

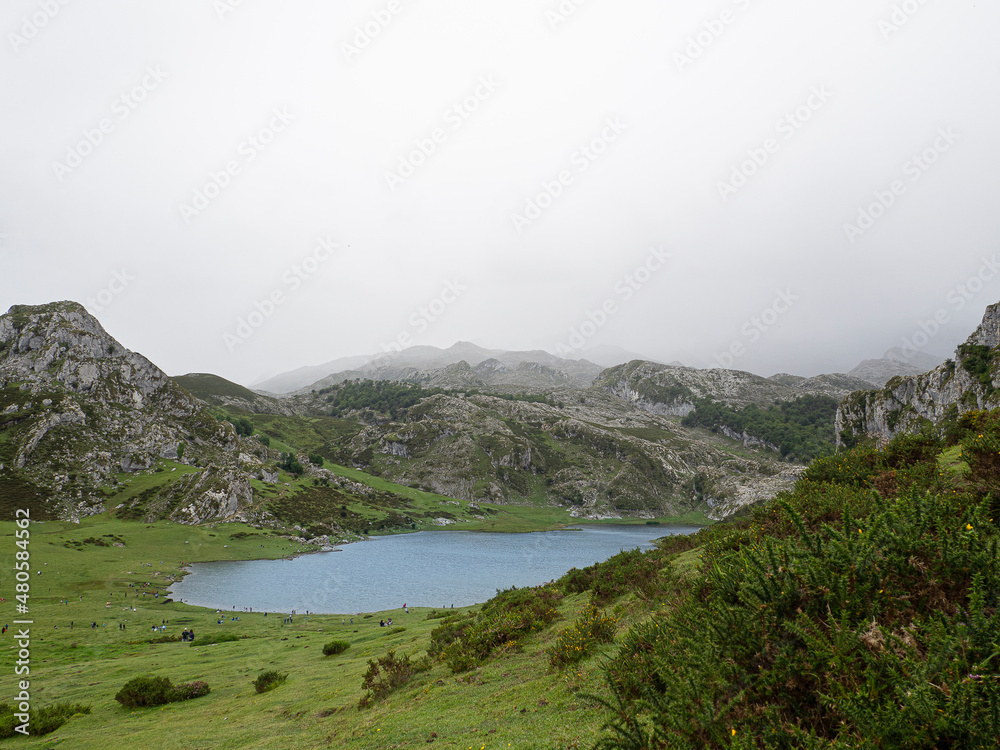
[0,301,257,523]
[836,302,1000,446]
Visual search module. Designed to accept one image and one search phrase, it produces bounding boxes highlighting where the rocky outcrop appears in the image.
[718,425,779,453]
[836,303,1000,446]
[0,302,259,522]
[169,467,254,524]
[596,361,800,413]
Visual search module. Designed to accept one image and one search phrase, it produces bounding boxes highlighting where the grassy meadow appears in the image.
[0,512,676,748]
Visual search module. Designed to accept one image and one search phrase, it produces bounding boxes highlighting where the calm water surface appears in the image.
[169,525,698,614]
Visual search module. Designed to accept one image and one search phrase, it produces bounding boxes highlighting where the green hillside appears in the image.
[173,373,262,405]
[4,410,998,747]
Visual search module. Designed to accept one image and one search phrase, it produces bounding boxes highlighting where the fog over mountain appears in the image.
[2,1,999,385]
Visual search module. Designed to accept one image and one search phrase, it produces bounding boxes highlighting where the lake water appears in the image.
[169,524,698,615]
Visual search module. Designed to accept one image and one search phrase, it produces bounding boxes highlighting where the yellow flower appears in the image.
[966,523,973,530]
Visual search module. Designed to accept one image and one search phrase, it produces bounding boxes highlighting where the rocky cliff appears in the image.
[595,360,872,416]
[836,303,1000,445]
[0,302,262,522]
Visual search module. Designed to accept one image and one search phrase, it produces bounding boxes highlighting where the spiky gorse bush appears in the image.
[429,585,563,672]
[358,651,428,708]
[591,415,1000,750]
[548,605,617,668]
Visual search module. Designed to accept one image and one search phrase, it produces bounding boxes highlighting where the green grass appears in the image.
[324,462,461,505]
[173,373,263,406]
[0,514,623,749]
[251,414,362,454]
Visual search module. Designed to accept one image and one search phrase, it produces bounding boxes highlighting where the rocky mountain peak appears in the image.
[1,301,172,406]
[0,302,263,523]
[966,301,1000,349]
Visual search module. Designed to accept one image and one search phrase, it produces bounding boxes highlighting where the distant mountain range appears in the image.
[252,342,943,397]
[251,343,659,394]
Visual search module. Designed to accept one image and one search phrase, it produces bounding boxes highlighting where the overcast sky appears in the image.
[2,0,999,385]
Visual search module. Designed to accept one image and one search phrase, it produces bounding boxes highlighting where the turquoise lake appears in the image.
[169,524,699,614]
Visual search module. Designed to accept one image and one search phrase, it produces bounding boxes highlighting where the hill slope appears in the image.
[173,372,295,415]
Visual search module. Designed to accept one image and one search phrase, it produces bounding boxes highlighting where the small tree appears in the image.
[278,453,305,476]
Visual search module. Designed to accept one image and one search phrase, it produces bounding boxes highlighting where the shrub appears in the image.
[115,676,211,709]
[253,670,287,694]
[171,681,211,701]
[358,651,414,708]
[429,585,563,672]
[323,640,350,656]
[0,702,91,738]
[547,605,617,668]
[558,548,670,604]
[115,676,175,708]
[591,429,1000,749]
[559,565,597,594]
